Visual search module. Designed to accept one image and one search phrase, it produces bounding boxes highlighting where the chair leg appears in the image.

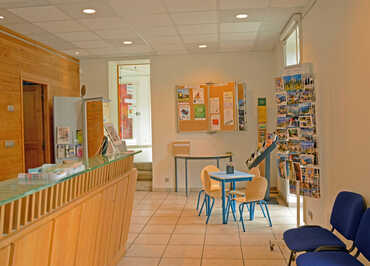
[231,199,237,222]
[196,190,204,210]
[239,203,246,232]
[226,195,231,224]
[206,197,215,224]
[263,201,272,227]
[198,196,206,216]
[258,201,266,217]
[288,251,295,266]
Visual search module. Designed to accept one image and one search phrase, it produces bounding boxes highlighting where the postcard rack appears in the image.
[176,81,247,133]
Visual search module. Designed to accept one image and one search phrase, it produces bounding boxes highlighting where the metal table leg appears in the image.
[221,181,226,224]
[185,158,188,197]
[175,157,178,192]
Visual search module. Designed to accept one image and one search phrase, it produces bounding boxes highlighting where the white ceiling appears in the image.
[0,0,312,58]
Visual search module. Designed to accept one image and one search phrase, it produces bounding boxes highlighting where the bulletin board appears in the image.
[176,85,209,132]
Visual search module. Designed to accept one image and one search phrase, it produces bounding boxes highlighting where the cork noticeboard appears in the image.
[209,82,237,132]
[176,85,209,132]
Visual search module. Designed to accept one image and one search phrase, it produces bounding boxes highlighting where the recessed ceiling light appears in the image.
[75,51,80,55]
[82,8,96,15]
[236,14,248,19]
[123,41,133,45]
[198,44,208,48]
[0,16,4,20]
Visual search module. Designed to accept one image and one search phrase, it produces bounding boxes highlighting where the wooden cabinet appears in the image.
[12,222,53,266]
[50,206,82,266]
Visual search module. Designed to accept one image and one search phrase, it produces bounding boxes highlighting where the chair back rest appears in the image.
[249,167,260,178]
[244,176,267,201]
[200,165,220,192]
[355,208,370,260]
[330,191,365,240]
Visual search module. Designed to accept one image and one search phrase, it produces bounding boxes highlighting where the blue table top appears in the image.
[209,170,254,182]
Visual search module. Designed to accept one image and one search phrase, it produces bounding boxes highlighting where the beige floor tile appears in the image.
[168,234,205,245]
[244,259,286,266]
[177,216,206,225]
[129,223,146,233]
[205,234,240,246]
[206,224,239,235]
[202,259,243,266]
[134,234,171,245]
[142,224,176,234]
[174,225,206,234]
[118,257,160,266]
[181,209,202,217]
[133,210,156,217]
[242,246,284,260]
[131,216,151,224]
[240,233,275,246]
[163,245,203,258]
[127,233,138,244]
[125,244,166,258]
[203,246,243,259]
[153,210,182,217]
[147,216,179,225]
[159,258,201,266]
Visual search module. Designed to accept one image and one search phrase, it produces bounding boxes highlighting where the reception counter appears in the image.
[0,152,139,266]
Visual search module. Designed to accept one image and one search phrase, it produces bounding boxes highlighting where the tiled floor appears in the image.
[118,191,298,266]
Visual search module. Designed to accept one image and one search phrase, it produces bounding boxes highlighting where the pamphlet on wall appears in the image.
[223,91,234,126]
[193,87,204,104]
[194,104,206,120]
[178,104,190,120]
[57,127,71,144]
[177,88,190,103]
[210,114,220,131]
[210,97,220,114]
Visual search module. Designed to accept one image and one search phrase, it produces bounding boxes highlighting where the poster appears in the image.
[257,97,267,124]
[193,87,204,104]
[223,91,234,126]
[177,88,190,103]
[210,97,220,113]
[118,83,133,139]
[194,104,206,120]
[178,104,190,120]
[211,114,220,131]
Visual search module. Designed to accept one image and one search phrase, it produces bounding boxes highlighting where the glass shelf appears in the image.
[0,151,140,207]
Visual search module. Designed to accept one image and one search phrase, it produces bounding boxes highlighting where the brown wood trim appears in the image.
[0,25,79,64]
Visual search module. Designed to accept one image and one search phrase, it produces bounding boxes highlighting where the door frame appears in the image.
[20,72,51,172]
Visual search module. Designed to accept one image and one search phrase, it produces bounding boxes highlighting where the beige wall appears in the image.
[80,52,277,191]
[274,0,370,238]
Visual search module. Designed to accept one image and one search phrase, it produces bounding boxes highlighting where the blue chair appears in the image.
[296,208,370,266]
[283,191,365,265]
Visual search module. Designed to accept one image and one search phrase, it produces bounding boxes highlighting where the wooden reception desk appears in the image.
[0,152,139,266]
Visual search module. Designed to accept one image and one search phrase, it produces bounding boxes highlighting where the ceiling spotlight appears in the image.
[82,8,96,14]
[0,16,4,20]
[75,51,80,55]
[123,41,133,45]
[236,14,248,19]
[198,44,208,48]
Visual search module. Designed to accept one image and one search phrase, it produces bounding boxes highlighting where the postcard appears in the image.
[290,180,297,194]
[288,140,302,153]
[299,115,313,128]
[277,116,288,128]
[300,128,315,141]
[277,141,288,153]
[287,116,300,128]
[300,88,315,102]
[284,74,303,91]
[304,74,314,88]
[299,103,313,115]
[302,166,315,183]
[290,153,301,163]
[278,105,287,115]
[288,127,300,140]
[275,92,287,105]
[275,77,283,90]
[293,162,302,181]
[287,90,300,105]
[300,154,314,166]
[287,160,295,181]
[287,104,299,116]
[301,141,315,154]
[277,158,287,179]
[276,128,288,140]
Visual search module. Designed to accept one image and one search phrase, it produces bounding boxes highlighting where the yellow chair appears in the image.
[198,165,236,224]
[227,176,272,231]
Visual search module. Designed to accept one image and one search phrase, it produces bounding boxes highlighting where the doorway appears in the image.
[22,81,48,172]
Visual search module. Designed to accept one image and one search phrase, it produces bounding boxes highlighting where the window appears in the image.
[284,25,300,66]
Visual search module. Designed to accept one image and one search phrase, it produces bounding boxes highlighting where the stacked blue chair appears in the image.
[283,191,365,265]
[297,208,370,266]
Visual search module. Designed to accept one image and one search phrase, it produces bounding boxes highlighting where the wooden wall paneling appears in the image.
[94,184,116,266]
[0,245,10,266]
[86,101,104,158]
[74,192,102,266]
[12,221,53,266]
[50,206,82,266]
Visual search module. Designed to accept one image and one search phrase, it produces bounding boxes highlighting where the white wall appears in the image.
[80,52,277,191]
[274,2,370,258]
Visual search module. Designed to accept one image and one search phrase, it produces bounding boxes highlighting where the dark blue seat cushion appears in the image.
[284,226,345,252]
[296,251,364,266]
[355,209,370,261]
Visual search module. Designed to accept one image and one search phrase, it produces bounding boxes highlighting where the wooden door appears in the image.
[23,84,45,171]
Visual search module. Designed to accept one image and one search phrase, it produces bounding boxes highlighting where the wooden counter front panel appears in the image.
[0,245,10,266]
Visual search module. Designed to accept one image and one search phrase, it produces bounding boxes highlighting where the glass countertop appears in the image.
[0,151,141,207]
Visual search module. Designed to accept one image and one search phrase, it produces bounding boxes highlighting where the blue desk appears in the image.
[209,170,253,224]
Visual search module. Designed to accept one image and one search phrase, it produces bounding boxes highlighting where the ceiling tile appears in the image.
[78,17,129,30]
[8,6,71,22]
[218,9,266,23]
[123,13,172,27]
[4,23,44,35]
[0,8,28,24]
[109,0,166,15]
[151,43,184,51]
[171,11,218,25]
[219,40,254,49]
[163,0,217,12]
[220,32,257,41]
[55,1,117,19]
[220,22,261,33]
[182,34,218,43]
[56,31,100,42]
[62,49,89,57]
[27,32,77,49]
[72,39,110,49]
[270,0,309,8]
[139,26,178,37]
[219,0,269,10]
[0,0,49,9]
[149,35,182,45]
[94,29,139,40]
[108,38,146,47]
[178,24,217,35]
[35,20,87,33]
